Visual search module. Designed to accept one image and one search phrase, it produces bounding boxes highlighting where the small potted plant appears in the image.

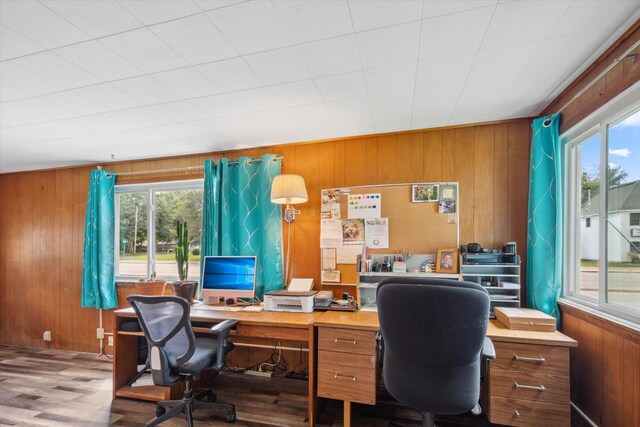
[170,220,197,302]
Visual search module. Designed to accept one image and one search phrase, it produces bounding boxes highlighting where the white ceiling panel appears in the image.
[111,75,183,104]
[55,40,144,81]
[150,14,237,65]
[422,0,497,19]
[481,1,571,50]
[314,71,367,102]
[244,47,309,85]
[195,57,263,93]
[348,0,422,32]
[0,24,44,61]
[100,28,189,73]
[419,6,494,59]
[269,80,323,109]
[2,0,640,173]
[297,35,361,78]
[356,21,420,69]
[43,0,141,38]
[0,0,90,49]
[272,0,352,44]
[206,1,292,55]
[118,0,201,26]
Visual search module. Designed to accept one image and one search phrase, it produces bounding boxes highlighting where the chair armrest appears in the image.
[210,319,238,371]
[482,337,496,361]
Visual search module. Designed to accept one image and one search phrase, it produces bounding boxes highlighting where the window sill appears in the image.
[558,298,640,337]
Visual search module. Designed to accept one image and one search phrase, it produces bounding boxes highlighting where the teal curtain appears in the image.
[201,154,283,299]
[81,169,118,309]
[527,114,562,318]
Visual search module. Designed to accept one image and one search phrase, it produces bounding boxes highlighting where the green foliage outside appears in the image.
[581,259,640,268]
[581,165,629,203]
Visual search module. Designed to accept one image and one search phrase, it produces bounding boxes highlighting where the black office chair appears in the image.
[376,277,496,427]
[127,295,238,426]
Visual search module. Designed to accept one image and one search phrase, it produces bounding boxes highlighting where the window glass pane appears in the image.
[155,189,203,281]
[606,111,640,310]
[116,192,149,278]
[577,133,601,299]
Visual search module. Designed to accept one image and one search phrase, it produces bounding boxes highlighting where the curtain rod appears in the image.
[543,37,640,126]
[105,155,283,177]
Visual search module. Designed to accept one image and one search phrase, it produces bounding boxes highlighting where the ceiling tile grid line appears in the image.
[409,2,425,131]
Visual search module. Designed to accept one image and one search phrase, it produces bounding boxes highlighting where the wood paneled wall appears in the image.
[0,119,532,353]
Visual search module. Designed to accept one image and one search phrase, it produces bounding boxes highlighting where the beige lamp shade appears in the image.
[270,174,308,205]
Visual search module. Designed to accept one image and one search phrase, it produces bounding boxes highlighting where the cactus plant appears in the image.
[175,220,189,281]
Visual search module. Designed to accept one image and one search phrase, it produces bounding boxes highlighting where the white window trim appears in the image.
[562,80,640,325]
[114,179,204,281]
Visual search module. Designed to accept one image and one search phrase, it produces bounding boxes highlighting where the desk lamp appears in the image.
[270,174,308,287]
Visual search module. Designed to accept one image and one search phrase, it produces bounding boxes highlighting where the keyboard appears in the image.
[241,305,264,312]
[193,305,244,312]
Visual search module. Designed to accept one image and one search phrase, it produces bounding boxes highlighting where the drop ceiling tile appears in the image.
[121,105,175,126]
[196,57,263,93]
[12,51,103,89]
[72,83,145,111]
[0,61,63,101]
[419,6,494,59]
[284,103,335,140]
[363,62,416,101]
[55,40,144,81]
[117,0,201,25]
[348,0,423,32]
[244,47,309,85]
[314,71,367,102]
[269,80,323,108]
[100,28,189,73]
[297,35,361,78]
[326,97,375,136]
[206,1,292,55]
[151,13,237,65]
[190,88,280,118]
[481,1,571,49]
[43,0,140,38]
[272,0,352,44]
[112,75,183,104]
[412,54,475,129]
[194,0,245,11]
[153,67,219,98]
[0,0,90,49]
[422,0,497,19]
[0,98,66,127]
[550,0,640,39]
[356,21,420,69]
[153,101,208,122]
[0,24,44,61]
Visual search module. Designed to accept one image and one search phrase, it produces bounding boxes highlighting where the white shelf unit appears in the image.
[460,255,521,316]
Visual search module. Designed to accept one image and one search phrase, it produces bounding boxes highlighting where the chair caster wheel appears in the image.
[226,412,236,423]
[156,406,166,417]
[471,404,482,416]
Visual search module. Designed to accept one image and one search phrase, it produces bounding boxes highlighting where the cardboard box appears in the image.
[494,307,556,332]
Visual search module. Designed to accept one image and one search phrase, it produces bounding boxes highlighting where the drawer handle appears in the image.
[334,373,356,382]
[514,410,520,417]
[335,338,357,345]
[514,381,546,391]
[513,355,545,363]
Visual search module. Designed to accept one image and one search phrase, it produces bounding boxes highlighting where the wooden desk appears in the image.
[113,307,323,425]
[314,311,577,427]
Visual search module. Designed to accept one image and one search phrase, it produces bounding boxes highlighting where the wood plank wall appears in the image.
[544,21,640,427]
[0,119,531,353]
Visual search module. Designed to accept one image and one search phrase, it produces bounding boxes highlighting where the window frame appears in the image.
[563,80,640,325]
[114,179,204,281]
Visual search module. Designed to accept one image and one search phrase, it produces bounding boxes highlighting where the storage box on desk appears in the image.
[494,307,556,332]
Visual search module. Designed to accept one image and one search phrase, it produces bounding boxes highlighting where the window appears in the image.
[565,85,640,323]
[115,180,204,280]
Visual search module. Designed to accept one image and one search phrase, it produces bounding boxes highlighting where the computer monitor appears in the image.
[201,256,257,304]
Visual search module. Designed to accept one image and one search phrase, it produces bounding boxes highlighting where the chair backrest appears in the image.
[127,295,196,386]
[376,277,490,415]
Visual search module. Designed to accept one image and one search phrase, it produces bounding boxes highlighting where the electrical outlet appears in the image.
[107,336,113,346]
[43,331,52,342]
[96,328,104,339]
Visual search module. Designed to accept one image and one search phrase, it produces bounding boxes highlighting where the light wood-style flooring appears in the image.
[0,345,493,427]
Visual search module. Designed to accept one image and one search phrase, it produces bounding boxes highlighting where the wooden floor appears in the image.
[0,345,495,427]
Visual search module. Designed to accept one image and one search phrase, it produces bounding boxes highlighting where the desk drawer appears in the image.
[318,327,376,355]
[317,350,376,404]
[489,396,570,426]
[490,369,569,403]
[492,342,569,375]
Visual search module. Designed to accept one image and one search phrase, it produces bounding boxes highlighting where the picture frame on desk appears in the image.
[436,248,458,273]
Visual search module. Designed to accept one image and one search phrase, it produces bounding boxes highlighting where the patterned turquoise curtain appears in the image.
[81,169,118,309]
[201,154,283,299]
[527,114,562,318]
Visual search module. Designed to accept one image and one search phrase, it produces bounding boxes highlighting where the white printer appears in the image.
[263,290,317,313]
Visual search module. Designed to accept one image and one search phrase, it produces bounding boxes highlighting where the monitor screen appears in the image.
[202,256,256,296]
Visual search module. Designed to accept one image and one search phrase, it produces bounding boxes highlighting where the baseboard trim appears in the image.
[570,401,598,427]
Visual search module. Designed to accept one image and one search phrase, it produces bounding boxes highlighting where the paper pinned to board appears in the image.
[321,219,343,248]
[348,193,381,219]
[364,218,389,248]
[336,245,363,264]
